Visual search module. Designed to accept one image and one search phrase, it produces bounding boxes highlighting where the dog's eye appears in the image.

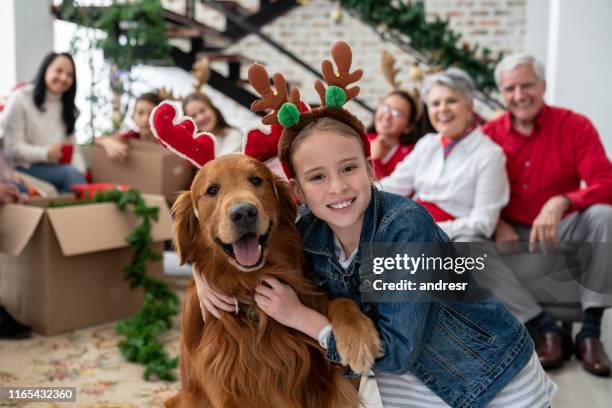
[205,184,220,196]
[250,176,263,186]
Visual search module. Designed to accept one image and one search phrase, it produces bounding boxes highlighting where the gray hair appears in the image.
[421,67,475,106]
[494,53,546,89]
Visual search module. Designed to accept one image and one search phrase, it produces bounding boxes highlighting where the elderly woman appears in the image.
[379,68,509,241]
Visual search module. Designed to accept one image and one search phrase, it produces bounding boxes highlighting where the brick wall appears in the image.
[223,0,429,125]
[220,0,520,125]
[426,0,527,55]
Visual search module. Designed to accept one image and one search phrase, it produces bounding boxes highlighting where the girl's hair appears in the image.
[182,92,231,132]
[32,52,79,135]
[289,117,366,177]
[135,92,162,107]
[367,90,425,145]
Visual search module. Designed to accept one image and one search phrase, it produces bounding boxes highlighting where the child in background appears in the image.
[95,92,162,161]
[182,92,242,156]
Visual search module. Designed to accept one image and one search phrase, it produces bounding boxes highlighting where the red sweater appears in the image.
[482,105,612,225]
[368,132,415,179]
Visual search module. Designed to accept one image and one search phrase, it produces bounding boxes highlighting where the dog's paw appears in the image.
[328,298,382,373]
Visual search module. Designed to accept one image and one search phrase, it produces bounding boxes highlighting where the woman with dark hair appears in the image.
[2,52,86,194]
[367,89,428,179]
[182,92,242,156]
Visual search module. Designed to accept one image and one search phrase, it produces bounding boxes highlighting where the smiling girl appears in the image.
[192,43,556,407]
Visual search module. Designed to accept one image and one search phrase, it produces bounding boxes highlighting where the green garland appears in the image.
[338,0,502,94]
[51,189,179,381]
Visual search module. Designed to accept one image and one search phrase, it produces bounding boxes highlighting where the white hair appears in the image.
[421,67,475,106]
[494,53,546,89]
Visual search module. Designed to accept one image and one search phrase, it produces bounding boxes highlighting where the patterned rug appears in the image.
[0,279,188,408]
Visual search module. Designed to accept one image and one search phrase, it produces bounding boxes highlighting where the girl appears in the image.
[193,43,557,407]
[182,92,242,156]
[2,52,86,193]
[95,92,162,161]
[368,90,423,179]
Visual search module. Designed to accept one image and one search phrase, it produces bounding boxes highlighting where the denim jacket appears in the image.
[297,187,533,408]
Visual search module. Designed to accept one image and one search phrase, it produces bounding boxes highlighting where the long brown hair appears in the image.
[182,92,232,133]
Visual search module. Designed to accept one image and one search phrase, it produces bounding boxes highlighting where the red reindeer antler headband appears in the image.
[149,101,286,169]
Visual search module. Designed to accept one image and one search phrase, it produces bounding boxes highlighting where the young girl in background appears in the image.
[182,92,242,156]
[192,43,557,407]
[95,92,162,161]
[2,52,86,193]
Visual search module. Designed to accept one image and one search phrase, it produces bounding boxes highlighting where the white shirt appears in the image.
[216,127,243,156]
[377,127,509,239]
[1,85,85,172]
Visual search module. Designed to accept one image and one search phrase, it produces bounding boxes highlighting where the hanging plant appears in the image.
[50,189,179,381]
[338,0,502,94]
[58,0,172,131]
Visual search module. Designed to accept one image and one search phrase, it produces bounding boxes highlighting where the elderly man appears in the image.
[482,53,612,376]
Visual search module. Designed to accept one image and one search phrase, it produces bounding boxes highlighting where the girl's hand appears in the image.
[192,265,236,321]
[103,138,129,161]
[47,143,62,162]
[254,276,306,328]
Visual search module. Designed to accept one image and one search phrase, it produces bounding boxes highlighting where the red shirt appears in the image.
[368,132,415,179]
[120,129,140,141]
[482,105,612,226]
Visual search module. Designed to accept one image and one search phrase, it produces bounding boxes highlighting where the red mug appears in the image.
[60,143,73,164]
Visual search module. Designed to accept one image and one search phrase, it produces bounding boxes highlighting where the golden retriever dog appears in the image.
[166,154,381,408]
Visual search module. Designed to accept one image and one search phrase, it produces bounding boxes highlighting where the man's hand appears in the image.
[46,143,62,162]
[529,195,571,253]
[191,265,236,321]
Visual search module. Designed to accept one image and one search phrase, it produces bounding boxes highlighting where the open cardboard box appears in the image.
[89,139,195,203]
[0,194,173,335]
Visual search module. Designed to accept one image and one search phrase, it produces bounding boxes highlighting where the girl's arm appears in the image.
[94,133,129,161]
[2,94,50,163]
[254,276,330,340]
[191,265,237,320]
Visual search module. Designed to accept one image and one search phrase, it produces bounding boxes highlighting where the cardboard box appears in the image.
[0,194,173,335]
[90,139,194,203]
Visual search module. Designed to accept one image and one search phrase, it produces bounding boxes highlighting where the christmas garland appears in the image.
[338,0,502,94]
[51,189,179,381]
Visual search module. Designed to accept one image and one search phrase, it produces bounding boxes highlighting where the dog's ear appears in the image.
[274,175,298,223]
[172,191,200,265]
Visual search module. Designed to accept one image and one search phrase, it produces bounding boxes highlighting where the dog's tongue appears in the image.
[232,233,261,266]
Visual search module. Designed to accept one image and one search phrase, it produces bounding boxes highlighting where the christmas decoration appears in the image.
[338,0,502,94]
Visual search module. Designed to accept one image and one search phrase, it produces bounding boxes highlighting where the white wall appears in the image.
[0,0,54,96]
[0,0,17,96]
[526,0,612,155]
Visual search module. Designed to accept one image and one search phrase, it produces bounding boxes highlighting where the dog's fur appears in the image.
[166,155,381,408]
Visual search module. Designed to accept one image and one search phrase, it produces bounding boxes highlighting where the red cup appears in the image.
[60,143,73,164]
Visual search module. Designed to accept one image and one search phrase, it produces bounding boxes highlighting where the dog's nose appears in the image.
[230,203,258,231]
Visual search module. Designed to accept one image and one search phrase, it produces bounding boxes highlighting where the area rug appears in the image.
[0,278,188,408]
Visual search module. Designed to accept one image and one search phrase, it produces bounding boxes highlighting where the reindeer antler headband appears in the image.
[248,41,370,178]
[380,50,424,122]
